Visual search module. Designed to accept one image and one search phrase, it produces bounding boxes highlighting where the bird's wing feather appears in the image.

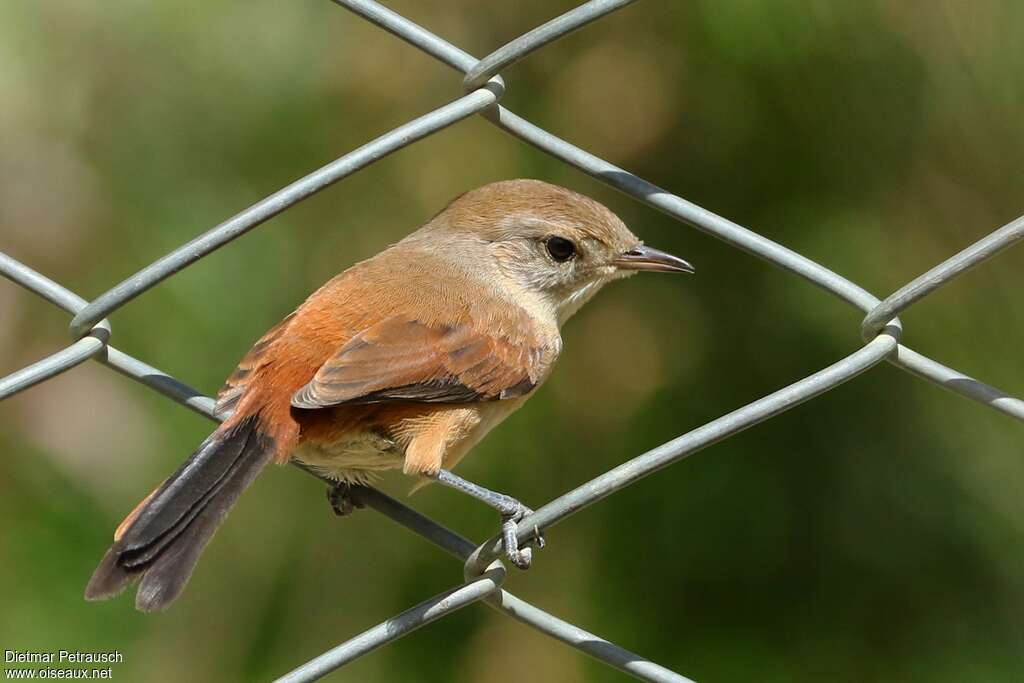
[214,313,296,417]
[290,316,548,409]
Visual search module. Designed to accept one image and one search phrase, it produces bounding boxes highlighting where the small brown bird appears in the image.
[85,179,693,611]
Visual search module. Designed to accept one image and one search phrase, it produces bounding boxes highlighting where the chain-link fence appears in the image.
[2,1,1023,681]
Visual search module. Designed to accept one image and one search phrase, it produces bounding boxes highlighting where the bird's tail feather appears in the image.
[85,415,275,611]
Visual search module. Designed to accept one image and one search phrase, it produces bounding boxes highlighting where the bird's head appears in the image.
[419,179,693,323]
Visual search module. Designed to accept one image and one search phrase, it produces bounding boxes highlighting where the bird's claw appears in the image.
[326,482,364,517]
[533,525,546,549]
[499,501,545,570]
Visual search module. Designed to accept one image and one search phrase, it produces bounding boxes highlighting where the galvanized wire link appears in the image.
[462,0,639,92]
[0,254,112,400]
[861,214,1024,338]
[2,1,1023,681]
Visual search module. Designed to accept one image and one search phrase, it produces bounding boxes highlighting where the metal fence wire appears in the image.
[2,1,1023,681]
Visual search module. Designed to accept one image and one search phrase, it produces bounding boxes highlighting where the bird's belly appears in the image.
[293,432,404,485]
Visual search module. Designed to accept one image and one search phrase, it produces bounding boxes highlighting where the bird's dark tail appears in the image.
[85,415,275,611]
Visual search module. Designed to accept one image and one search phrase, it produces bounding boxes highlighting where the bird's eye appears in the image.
[545,236,576,263]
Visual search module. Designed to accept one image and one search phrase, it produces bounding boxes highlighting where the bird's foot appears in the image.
[326,482,365,517]
[427,469,544,570]
[496,498,545,570]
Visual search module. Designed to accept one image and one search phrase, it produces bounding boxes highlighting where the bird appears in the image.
[84,179,694,611]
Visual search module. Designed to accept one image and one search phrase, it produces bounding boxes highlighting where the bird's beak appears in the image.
[613,244,695,274]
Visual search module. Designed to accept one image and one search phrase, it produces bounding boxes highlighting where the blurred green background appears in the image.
[2,1,1023,681]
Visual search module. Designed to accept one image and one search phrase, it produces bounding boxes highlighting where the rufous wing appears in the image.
[214,313,295,418]
[290,316,550,409]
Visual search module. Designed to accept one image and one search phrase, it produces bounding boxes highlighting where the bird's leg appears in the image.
[427,469,544,570]
[326,481,365,517]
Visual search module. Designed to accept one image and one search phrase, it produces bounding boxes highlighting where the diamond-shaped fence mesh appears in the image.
[2,1,1022,681]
